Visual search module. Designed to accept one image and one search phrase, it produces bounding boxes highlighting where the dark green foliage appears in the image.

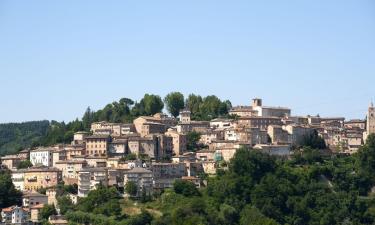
[185,94,231,121]
[0,170,22,208]
[16,160,32,169]
[57,195,75,214]
[0,120,49,155]
[125,181,138,197]
[164,92,185,117]
[298,130,326,149]
[40,204,57,220]
[186,131,202,151]
[173,180,200,197]
[239,205,279,225]
[77,186,121,217]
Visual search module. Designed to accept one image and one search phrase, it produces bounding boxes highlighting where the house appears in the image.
[11,170,25,191]
[22,192,48,208]
[23,167,62,191]
[30,147,54,167]
[30,203,44,223]
[85,135,111,156]
[54,160,87,184]
[124,167,153,197]
[1,155,23,170]
[1,205,29,224]
[78,167,108,197]
[165,129,187,156]
[254,144,291,156]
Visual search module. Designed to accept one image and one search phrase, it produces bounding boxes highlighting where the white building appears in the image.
[78,167,108,197]
[30,148,54,167]
[1,205,29,224]
[124,167,153,197]
[11,170,25,191]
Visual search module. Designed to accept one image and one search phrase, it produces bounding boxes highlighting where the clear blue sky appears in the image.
[0,1,374,123]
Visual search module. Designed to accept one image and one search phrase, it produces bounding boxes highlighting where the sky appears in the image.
[0,1,374,123]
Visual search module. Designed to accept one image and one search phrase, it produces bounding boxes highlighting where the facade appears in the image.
[179,109,191,123]
[78,167,108,197]
[22,192,48,208]
[165,129,187,156]
[23,167,62,191]
[124,167,153,197]
[30,148,54,167]
[12,170,25,191]
[54,160,87,184]
[1,205,29,224]
[366,102,375,139]
[1,155,24,170]
[237,116,283,130]
[85,135,110,156]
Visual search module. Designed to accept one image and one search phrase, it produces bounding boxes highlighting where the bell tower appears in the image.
[367,101,375,135]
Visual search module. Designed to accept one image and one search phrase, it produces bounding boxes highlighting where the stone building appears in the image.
[85,135,111,156]
[23,167,62,191]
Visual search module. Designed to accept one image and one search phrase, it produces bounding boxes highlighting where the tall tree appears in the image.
[140,94,164,115]
[0,170,22,208]
[164,92,185,117]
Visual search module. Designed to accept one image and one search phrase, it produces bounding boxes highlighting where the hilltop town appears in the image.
[1,97,375,225]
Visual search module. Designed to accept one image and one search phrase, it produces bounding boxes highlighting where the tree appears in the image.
[357,134,375,180]
[173,180,200,197]
[0,170,22,208]
[186,131,201,151]
[17,160,33,169]
[57,196,74,214]
[40,204,57,220]
[164,92,185,117]
[141,94,164,116]
[240,205,279,225]
[125,181,138,197]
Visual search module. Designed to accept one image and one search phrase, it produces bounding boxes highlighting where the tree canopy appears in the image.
[164,92,185,117]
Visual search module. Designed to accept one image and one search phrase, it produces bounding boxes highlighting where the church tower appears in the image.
[367,101,375,136]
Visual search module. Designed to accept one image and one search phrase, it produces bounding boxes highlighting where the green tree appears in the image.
[40,204,57,220]
[57,196,75,214]
[17,160,33,169]
[141,94,164,116]
[173,180,200,197]
[240,205,279,225]
[0,170,22,208]
[298,130,326,149]
[164,92,185,117]
[186,131,201,151]
[125,181,138,197]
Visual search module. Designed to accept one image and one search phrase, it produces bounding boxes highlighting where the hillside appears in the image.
[0,120,50,155]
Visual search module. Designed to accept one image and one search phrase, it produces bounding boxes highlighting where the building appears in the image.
[366,102,375,140]
[78,167,108,197]
[85,135,111,156]
[12,170,25,191]
[1,205,29,224]
[179,109,191,123]
[22,192,48,208]
[23,167,62,191]
[124,167,153,197]
[165,129,187,156]
[109,139,128,156]
[1,155,23,170]
[54,160,87,184]
[251,98,291,117]
[30,147,54,167]
[30,203,44,223]
[267,125,289,144]
[230,98,290,118]
[128,136,158,158]
[254,144,291,156]
[133,114,177,137]
[91,122,136,136]
[229,106,257,117]
[237,116,283,131]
